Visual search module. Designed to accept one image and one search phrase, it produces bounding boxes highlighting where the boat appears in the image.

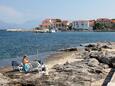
[49,28,57,33]
[50,29,56,33]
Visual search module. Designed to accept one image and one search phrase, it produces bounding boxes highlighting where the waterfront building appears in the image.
[40,19,52,29]
[40,19,70,31]
[40,19,62,30]
[111,19,115,30]
[72,20,92,31]
[111,19,115,24]
[61,20,70,31]
[89,20,96,27]
[52,19,62,30]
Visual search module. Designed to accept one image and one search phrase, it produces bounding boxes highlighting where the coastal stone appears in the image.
[89,51,101,58]
[101,45,112,49]
[111,58,115,67]
[85,43,96,48]
[81,51,90,59]
[3,42,114,86]
[84,43,112,52]
[99,63,109,69]
[50,59,105,86]
[4,59,106,86]
[85,47,91,52]
[88,67,103,74]
[59,47,77,52]
[87,58,99,67]
[88,50,115,67]
[52,64,64,72]
[99,54,115,67]
[81,43,97,48]
[0,73,11,86]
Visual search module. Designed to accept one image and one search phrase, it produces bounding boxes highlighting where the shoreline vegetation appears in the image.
[1,42,115,85]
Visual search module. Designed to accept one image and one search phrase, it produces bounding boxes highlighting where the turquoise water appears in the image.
[0,31,115,67]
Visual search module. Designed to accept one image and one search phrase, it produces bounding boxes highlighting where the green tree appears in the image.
[93,23,104,30]
[94,22,112,31]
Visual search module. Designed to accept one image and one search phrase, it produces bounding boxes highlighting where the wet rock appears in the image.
[101,45,112,49]
[59,47,77,52]
[85,43,97,48]
[85,47,91,52]
[84,43,112,52]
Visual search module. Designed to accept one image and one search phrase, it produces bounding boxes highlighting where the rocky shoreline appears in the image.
[1,42,115,86]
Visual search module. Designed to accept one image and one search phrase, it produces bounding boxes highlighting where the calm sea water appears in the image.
[0,31,115,67]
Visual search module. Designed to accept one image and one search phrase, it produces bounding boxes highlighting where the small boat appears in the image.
[49,29,56,33]
[51,29,56,33]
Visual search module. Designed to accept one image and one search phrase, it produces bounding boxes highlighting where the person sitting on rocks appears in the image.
[22,55,30,73]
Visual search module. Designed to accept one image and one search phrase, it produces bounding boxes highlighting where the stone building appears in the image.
[40,19,70,31]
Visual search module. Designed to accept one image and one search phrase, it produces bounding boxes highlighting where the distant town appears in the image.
[6,18,115,32]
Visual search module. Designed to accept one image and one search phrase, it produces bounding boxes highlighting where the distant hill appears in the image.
[0,21,18,30]
[19,20,41,29]
[0,20,41,30]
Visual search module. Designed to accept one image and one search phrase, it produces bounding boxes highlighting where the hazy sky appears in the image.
[0,0,115,24]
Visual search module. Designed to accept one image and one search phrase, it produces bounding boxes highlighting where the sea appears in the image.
[0,30,115,67]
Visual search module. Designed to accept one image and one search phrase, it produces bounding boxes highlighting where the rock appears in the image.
[84,43,112,52]
[0,73,11,86]
[85,47,91,52]
[89,50,115,67]
[88,67,103,74]
[99,63,109,69]
[86,44,96,48]
[3,42,113,86]
[98,54,115,67]
[87,58,99,67]
[59,47,77,52]
[85,46,100,52]
[52,64,64,72]
[83,43,97,48]
[81,51,90,59]
[49,58,106,86]
[110,58,115,67]
[101,45,112,49]
[89,51,102,59]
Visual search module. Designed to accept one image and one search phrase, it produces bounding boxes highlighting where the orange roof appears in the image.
[112,20,115,23]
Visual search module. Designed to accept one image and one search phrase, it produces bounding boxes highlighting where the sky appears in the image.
[0,0,115,24]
